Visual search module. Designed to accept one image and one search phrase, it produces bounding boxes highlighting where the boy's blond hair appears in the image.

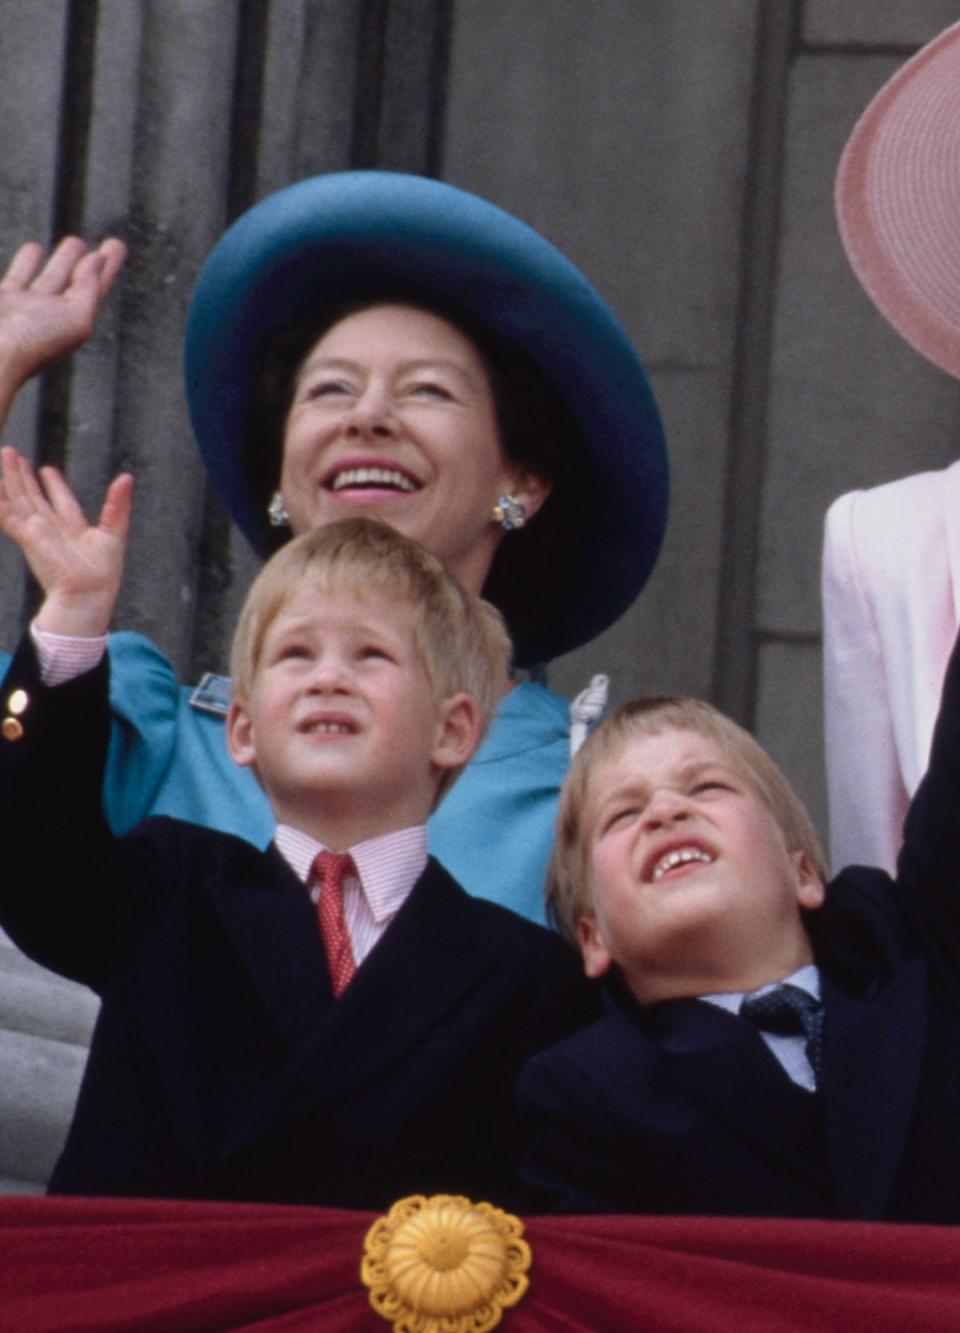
[230,517,511,803]
[548,695,829,945]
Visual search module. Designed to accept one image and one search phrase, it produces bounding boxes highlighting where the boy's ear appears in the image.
[430,692,482,772]
[792,850,826,911]
[225,699,257,770]
[576,914,614,979]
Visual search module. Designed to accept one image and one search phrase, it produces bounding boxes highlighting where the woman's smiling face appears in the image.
[278,304,548,594]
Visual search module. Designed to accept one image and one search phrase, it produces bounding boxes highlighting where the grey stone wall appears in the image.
[0,0,957,1192]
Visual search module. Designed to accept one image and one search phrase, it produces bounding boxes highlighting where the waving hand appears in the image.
[0,237,126,373]
[0,446,132,637]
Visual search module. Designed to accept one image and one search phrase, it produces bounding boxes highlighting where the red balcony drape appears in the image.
[3,1196,960,1331]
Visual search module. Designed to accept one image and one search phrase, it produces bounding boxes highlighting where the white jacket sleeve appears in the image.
[822,468,960,875]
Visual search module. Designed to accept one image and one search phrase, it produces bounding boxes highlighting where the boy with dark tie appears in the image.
[519,666,960,1222]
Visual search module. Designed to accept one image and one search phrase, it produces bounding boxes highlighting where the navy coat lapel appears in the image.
[219,859,502,1158]
[821,962,927,1219]
[206,842,333,1051]
[646,998,829,1190]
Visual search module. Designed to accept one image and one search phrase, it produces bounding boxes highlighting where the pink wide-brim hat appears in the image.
[836,21,960,379]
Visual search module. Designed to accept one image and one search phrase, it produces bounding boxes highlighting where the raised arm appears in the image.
[894,617,960,984]
[0,445,132,636]
[0,236,126,436]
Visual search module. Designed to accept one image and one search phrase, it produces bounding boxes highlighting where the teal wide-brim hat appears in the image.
[184,171,668,665]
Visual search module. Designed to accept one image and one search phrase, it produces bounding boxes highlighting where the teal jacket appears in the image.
[3,631,572,924]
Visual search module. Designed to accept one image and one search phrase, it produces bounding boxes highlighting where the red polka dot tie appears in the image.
[312,851,357,997]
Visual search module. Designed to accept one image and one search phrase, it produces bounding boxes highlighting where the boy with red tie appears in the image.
[0,449,592,1208]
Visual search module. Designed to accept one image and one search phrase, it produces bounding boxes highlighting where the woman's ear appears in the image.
[431,692,483,772]
[509,467,552,524]
[226,699,257,770]
[577,914,613,978]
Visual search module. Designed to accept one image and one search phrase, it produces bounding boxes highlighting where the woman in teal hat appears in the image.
[0,172,668,923]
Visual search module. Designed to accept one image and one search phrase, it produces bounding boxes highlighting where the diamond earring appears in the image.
[491,495,526,531]
[267,491,289,528]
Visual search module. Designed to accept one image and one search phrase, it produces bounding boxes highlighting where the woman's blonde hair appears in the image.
[230,517,511,803]
[548,695,828,945]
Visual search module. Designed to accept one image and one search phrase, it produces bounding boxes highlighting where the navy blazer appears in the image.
[0,641,595,1209]
[518,629,960,1223]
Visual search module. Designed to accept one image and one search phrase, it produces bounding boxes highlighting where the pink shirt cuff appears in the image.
[29,620,107,687]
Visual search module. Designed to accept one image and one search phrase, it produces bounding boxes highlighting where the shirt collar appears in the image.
[274,823,428,924]
[702,963,821,1016]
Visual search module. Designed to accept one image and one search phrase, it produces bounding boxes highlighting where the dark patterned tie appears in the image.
[312,851,357,997]
[740,983,824,1078]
